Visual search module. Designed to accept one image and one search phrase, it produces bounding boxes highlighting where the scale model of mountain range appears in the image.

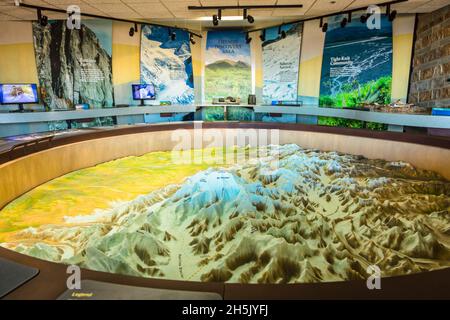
[2,145,449,283]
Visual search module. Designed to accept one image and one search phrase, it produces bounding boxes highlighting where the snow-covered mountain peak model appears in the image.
[2,144,449,284]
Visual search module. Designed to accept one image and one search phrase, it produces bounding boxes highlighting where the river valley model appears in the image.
[1,144,449,283]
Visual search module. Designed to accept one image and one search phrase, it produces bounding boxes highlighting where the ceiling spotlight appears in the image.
[320,17,324,28]
[68,11,76,25]
[360,14,368,24]
[245,32,252,44]
[278,26,286,39]
[218,9,222,20]
[129,23,137,37]
[168,28,176,41]
[259,29,266,42]
[243,8,254,24]
[360,11,374,24]
[389,10,397,21]
[189,33,196,45]
[322,22,328,33]
[386,4,397,21]
[347,12,352,23]
[37,9,48,27]
[340,17,348,28]
[212,14,219,26]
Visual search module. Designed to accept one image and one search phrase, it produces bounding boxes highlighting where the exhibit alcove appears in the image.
[0,124,449,285]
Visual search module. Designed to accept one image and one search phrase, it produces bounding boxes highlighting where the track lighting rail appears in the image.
[17,2,202,38]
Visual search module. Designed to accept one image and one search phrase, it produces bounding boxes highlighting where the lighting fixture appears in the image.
[129,23,137,37]
[22,2,202,39]
[189,4,304,10]
[189,33,195,45]
[259,29,266,42]
[68,10,77,25]
[243,9,254,24]
[278,26,286,39]
[198,16,241,21]
[387,5,397,21]
[218,9,222,20]
[360,14,368,23]
[245,32,252,44]
[168,28,176,41]
[212,14,219,26]
[320,17,328,32]
[389,10,397,21]
[37,9,48,27]
[235,1,407,36]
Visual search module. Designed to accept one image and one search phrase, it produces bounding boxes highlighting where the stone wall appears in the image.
[408,5,450,109]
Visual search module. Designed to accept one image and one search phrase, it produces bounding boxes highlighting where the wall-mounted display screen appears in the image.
[0,84,38,104]
[132,84,156,100]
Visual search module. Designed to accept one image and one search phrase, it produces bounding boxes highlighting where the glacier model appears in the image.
[1,145,449,283]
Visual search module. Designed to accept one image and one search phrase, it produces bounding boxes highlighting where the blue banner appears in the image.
[319,14,393,109]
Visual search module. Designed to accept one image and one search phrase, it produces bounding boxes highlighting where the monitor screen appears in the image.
[132,84,156,100]
[0,84,39,104]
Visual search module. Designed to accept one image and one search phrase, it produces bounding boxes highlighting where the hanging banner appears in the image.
[33,20,114,110]
[140,25,194,105]
[319,14,393,110]
[262,23,303,104]
[204,30,251,103]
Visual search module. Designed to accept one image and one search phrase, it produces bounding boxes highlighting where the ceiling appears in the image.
[0,0,449,30]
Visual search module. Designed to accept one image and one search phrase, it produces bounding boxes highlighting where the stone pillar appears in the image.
[408,5,450,111]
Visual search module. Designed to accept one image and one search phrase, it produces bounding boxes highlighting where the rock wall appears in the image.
[33,21,114,110]
[408,5,450,109]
